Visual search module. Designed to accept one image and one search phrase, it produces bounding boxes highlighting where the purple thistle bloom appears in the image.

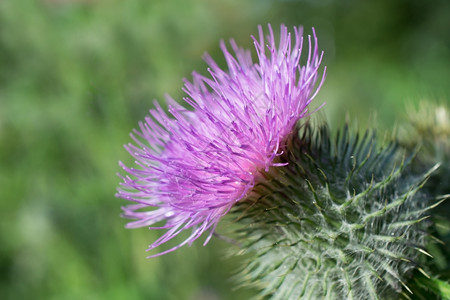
[117,24,326,257]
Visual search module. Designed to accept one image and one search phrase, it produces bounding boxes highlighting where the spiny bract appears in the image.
[233,122,438,300]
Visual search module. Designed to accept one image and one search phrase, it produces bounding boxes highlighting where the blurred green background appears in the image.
[1,0,449,299]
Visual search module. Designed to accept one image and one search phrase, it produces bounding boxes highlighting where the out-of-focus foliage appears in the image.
[277,0,450,129]
[0,0,449,299]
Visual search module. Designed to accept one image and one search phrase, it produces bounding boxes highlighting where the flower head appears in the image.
[117,24,326,257]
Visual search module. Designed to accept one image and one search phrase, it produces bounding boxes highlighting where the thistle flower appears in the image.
[399,102,450,197]
[117,24,326,257]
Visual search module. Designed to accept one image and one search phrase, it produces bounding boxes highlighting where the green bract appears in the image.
[233,122,442,300]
